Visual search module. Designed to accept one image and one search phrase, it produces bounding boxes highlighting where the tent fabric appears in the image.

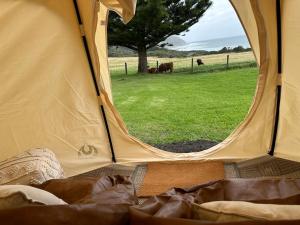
[0,0,113,176]
[96,3,114,102]
[0,0,295,176]
[275,0,300,162]
[230,0,260,64]
[101,0,136,23]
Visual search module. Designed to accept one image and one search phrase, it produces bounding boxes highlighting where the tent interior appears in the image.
[1,0,300,224]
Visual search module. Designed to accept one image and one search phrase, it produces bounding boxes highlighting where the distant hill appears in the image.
[160,35,187,47]
[108,45,251,58]
[109,46,136,57]
[108,36,187,57]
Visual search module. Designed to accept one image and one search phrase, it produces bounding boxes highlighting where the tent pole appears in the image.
[269,0,282,156]
[72,0,116,163]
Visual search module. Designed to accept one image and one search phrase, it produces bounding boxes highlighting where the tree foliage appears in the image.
[108,0,212,72]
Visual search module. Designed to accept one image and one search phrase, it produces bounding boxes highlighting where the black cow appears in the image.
[197,59,204,66]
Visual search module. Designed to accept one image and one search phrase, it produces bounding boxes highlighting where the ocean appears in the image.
[167,35,250,52]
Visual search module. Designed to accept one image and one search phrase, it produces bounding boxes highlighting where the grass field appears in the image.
[111,67,259,145]
[109,51,256,75]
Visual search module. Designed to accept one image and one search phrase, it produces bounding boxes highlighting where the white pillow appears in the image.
[0,185,67,210]
[0,148,64,185]
[192,201,300,222]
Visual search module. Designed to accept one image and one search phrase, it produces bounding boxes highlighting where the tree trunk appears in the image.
[137,46,148,73]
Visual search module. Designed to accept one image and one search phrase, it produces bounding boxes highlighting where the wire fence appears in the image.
[109,52,257,76]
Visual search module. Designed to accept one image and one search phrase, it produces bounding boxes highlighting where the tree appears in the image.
[108,0,212,73]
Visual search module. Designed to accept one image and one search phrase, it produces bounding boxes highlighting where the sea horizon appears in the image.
[166,35,250,52]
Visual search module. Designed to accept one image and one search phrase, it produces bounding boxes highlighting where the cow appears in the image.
[148,67,157,73]
[197,59,204,66]
[158,62,173,73]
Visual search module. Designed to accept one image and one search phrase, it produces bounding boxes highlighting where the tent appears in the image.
[0,0,297,177]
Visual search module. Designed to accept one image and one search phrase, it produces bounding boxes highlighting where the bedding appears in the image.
[0,185,66,210]
[0,175,135,225]
[0,177,300,225]
[0,148,64,185]
[191,201,300,222]
[131,178,300,225]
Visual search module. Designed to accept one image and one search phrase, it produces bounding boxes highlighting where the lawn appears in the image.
[111,67,258,145]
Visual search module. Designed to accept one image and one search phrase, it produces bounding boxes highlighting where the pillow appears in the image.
[0,148,64,185]
[192,201,300,222]
[0,185,67,210]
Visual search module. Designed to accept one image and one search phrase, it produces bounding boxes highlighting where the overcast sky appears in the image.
[180,0,245,42]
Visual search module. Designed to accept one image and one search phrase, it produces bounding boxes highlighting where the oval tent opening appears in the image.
[108,0,258,153]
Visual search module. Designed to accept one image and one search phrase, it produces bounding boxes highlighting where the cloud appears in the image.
[180,0,245,42]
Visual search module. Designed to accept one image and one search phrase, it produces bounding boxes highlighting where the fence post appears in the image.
[226,55,230,69]
[191,58,194,72]
[156,60,159,71]
[125,62,128,75]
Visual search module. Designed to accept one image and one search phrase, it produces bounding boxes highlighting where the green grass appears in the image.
[112,67,258,145]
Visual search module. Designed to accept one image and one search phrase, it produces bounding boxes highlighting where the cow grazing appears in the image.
[197,59,204,66]
[148,67,157,73]
[158,62,173,73]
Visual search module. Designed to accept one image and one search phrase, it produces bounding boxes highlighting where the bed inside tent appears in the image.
[1,0,300,224]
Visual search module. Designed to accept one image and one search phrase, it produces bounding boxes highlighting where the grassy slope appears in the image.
[112,67,258,145]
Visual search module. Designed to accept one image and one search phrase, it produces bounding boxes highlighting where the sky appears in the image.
[180,0,246,43]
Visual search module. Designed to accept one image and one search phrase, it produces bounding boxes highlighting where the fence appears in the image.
[109,51,257,76]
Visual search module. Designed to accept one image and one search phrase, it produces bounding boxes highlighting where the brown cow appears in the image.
[148,67,157,73]
[197,59,204,66]
[158,62,173,73]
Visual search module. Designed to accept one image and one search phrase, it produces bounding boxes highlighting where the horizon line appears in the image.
[184,34,247,44]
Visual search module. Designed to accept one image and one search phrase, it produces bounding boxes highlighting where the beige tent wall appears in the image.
[77,0,102,94]
[101,0,136,23]
[0,0,113,176]
[96,3,114,102]
[0,0,291,177]
[95,0,138,102]
[98,0,280,164]
[230,0,260,64]
[275,0,300,161]
[76,0,114,101]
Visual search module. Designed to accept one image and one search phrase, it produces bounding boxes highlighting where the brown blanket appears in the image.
[1,177,300,225]
[0,176,136,225]
[132,179,300,225]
